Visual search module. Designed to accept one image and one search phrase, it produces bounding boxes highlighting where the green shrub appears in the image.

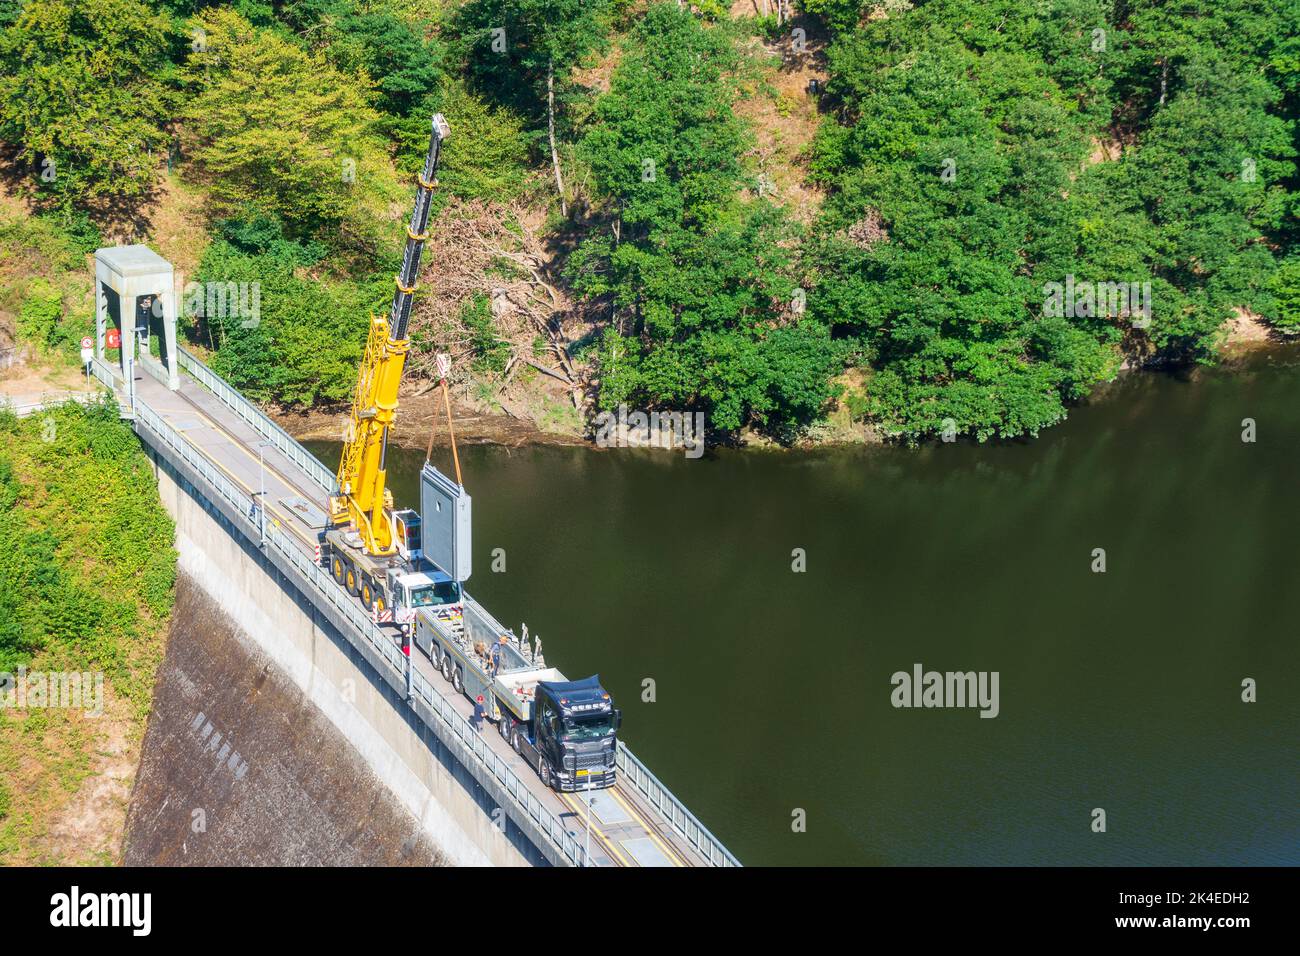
[0,400,175,675]
[16,280,62,349]
[461,292,511,374]
[1270,257,1300,332]
[192,224,389,407]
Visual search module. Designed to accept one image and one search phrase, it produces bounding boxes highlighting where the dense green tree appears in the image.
[332,10,443,117]
[181,8,401,243]
[1271,256,1300,331]
[808,0,1297,441]
[279,0,444,117]
[455,0,613,213]
[191,218,390,406]
[393,82,531,200]
[0,0,174,206]
[811,32,1112,441]
[572,4,838,436]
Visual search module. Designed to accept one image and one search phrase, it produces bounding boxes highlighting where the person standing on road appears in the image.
[472,695,487,732]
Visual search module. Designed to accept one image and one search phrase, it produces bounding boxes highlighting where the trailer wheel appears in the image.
[331,556,345,585]
[451,666,463,694]
[510,726,522,754]
[497,715,511,742]
[439,654,452,682]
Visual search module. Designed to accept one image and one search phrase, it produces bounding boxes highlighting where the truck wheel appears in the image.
[497,715,510,742]
[451,667,463,694]
[539,758,552,790]
[510,726,522,754]
[331,556,345,585]
[439,655,451,682]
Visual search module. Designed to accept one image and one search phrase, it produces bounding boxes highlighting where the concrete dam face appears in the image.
[124,572,448,866]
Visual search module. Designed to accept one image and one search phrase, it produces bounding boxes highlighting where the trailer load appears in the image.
[413,613,620,792]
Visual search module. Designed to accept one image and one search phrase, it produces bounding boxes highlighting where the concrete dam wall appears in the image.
[124,572,449,866]
[124,445,538,866]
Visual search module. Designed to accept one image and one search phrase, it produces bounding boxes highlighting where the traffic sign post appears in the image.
[80,336,93,388]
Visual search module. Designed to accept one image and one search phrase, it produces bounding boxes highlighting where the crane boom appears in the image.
[330,112,451,557]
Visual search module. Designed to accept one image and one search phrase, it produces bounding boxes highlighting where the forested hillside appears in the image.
[1,0,1295,443]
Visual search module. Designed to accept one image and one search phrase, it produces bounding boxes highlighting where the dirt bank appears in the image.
[273,385,589,450]
[123,571,448,865]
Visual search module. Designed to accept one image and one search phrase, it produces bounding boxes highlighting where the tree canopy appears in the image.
[572,3,839,434]
[0,0,174,205]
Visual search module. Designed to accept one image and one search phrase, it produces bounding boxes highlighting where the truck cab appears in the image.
[531,676,621,792]
[392,567,462,630]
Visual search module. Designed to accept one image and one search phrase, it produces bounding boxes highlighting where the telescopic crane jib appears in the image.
[330,113,451,557]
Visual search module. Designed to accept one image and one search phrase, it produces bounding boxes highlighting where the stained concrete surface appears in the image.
[123,571,448,866]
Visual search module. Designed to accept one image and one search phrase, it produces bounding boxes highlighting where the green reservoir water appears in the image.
[307,349,1300,866]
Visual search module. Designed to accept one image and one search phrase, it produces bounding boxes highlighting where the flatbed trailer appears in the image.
[412,609,620,792]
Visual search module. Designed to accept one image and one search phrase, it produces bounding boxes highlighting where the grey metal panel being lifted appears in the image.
[420,462,472,581]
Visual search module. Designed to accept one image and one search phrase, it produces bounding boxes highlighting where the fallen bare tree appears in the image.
[407,198,582,409]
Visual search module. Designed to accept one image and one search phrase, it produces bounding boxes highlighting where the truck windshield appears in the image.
[409,582,460,607]
[561,713,614,740]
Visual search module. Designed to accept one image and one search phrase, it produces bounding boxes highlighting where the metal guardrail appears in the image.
[176,346,339,495]
[463,592,740,866]
[1,390,101,418]
[112,353,741,867]
[616,743,740,867]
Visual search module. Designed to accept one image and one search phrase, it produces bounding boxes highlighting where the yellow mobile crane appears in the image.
[324,113,463,630]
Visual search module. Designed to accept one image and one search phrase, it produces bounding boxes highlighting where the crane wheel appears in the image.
[331,557,344,584]
[345,566,357,595]
[361,580,374,610]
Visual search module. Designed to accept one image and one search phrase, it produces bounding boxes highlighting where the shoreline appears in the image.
[274,332,1299,455]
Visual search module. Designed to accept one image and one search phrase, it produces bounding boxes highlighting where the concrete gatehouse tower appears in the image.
[94,245,180,403]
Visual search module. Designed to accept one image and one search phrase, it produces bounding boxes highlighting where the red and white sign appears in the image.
[106,328,121,349]
[80,336,93,350]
